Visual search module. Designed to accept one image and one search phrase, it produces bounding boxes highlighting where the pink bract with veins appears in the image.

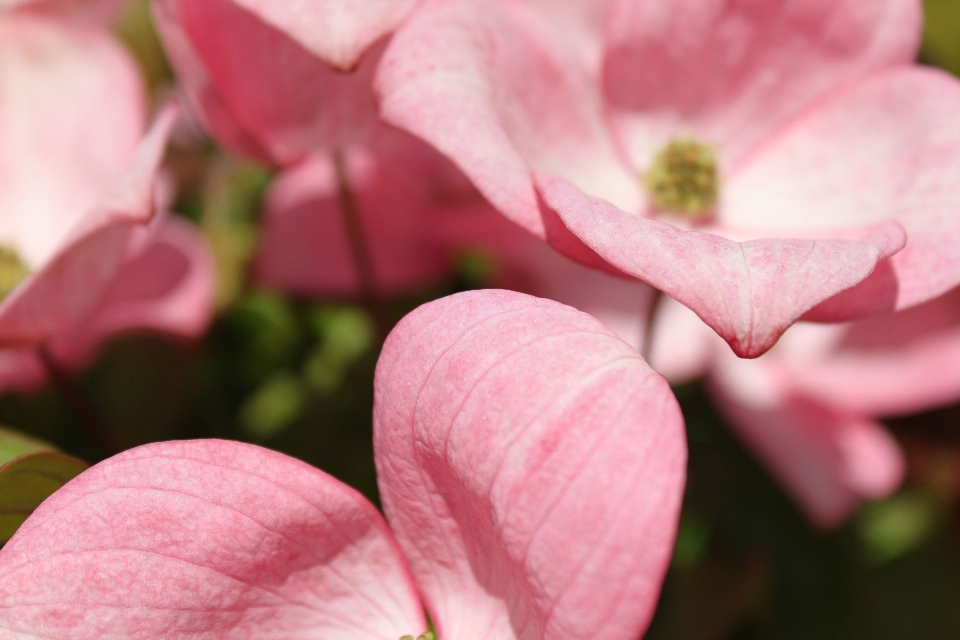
[648,286,960,527]
[377,0,960,358]
[0,290,687,640]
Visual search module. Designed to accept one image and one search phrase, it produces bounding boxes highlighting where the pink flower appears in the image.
[253,128,488,298]
[647,287,960,526]
[377,0,960,358]
[0,290,687,640]
[0,8,215,389]
[152,0,420,167]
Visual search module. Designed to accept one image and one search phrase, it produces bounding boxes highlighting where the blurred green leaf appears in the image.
[673,511,712,568]
[114,0,172,90]
[229,292,303,385]
[0,450,88,544]
[921,0,960,76]
[201,160,273,309]
[859,492,940,564]
[240,372,307,440]
[0,426,59,465]
[303,306,375,393]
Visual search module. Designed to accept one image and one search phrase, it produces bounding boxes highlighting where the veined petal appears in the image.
[0,440,426,639]
[727,67,960,314]
[374,290,686,640]
[604,0,921,168]
[537,174,906,358]
[378,0,639,238]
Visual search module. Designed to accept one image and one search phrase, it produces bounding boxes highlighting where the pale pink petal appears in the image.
[253,142,451,297]
[374,290,686,640]
[0,439,426,639]
[378,0,640,237]
[230,0,418,70]
[0,13,146,266]
[710,367,905,528]
[537,173,906,358]
[788,287,960,417]
[646,296,718,383]
[154,0,382,165]
[727,67,960,312]
[0,0,127,23]
[47,215,215,369]
[604,0,921,168]
[0,106,177,347]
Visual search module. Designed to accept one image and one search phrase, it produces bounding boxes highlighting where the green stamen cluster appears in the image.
[400,632,437,640]
[0,245,30,301]
[644,139,719,216]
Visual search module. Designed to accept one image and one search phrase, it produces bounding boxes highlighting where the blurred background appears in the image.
[3,1,960,638]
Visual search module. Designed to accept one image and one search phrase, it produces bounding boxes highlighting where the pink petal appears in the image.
[604,0,921,168]
[0,0,126,23]
[253,138,452,297]
[154,0,382,165]
[645,297,718,383]
[0,105,178,347]
[727,67,960,314]
[47,215,215,369]
[789,286,960,417]
[710,363,904,527]
[537,173,906,358]
[230,0,418,70]
[377,0,640,238]
[374,290,686,640]
[0,349,46,393]
[0,13,146,266]
[0,440,426,639]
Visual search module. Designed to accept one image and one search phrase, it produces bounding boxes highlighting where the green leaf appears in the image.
[0,451,88,544]
[859,491,939,564]
[0,426,60,466]
[240,372,307,440]
[921,0,960,76]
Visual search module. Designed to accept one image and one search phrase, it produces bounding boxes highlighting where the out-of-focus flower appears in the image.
[0,7,214,388]
[151,0,419,167]
[0,290,686,640]
[153,0,499,300]
[254,128,495,298]
[647,287,960,527]
[378,0,960,358]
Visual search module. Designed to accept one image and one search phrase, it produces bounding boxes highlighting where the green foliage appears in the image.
[922,0,960,76]
[0,427,87,544]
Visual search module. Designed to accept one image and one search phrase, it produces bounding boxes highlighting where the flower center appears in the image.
[0,245,30,301]
[644,139,718,217]
[400,632,437,640]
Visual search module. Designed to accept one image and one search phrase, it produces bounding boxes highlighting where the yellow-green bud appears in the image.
[644,139,719,217]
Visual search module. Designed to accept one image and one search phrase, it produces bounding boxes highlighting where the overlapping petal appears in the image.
[153,0,384,165]
[604,0,921,167]
[0,105,178,347]
[0,439,426,639]
[253,136,453,297]
[374,290,686,640]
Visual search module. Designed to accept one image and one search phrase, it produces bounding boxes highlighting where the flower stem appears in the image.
[641,287,665,362]
[333,149,389,339]
[38,346,118,458]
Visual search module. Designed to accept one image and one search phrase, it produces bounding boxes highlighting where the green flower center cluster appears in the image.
[644,138,719,216]
[400,632,437,640]
[0,245,30,301]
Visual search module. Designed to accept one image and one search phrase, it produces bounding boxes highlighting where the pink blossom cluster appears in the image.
[0,0,959,637]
